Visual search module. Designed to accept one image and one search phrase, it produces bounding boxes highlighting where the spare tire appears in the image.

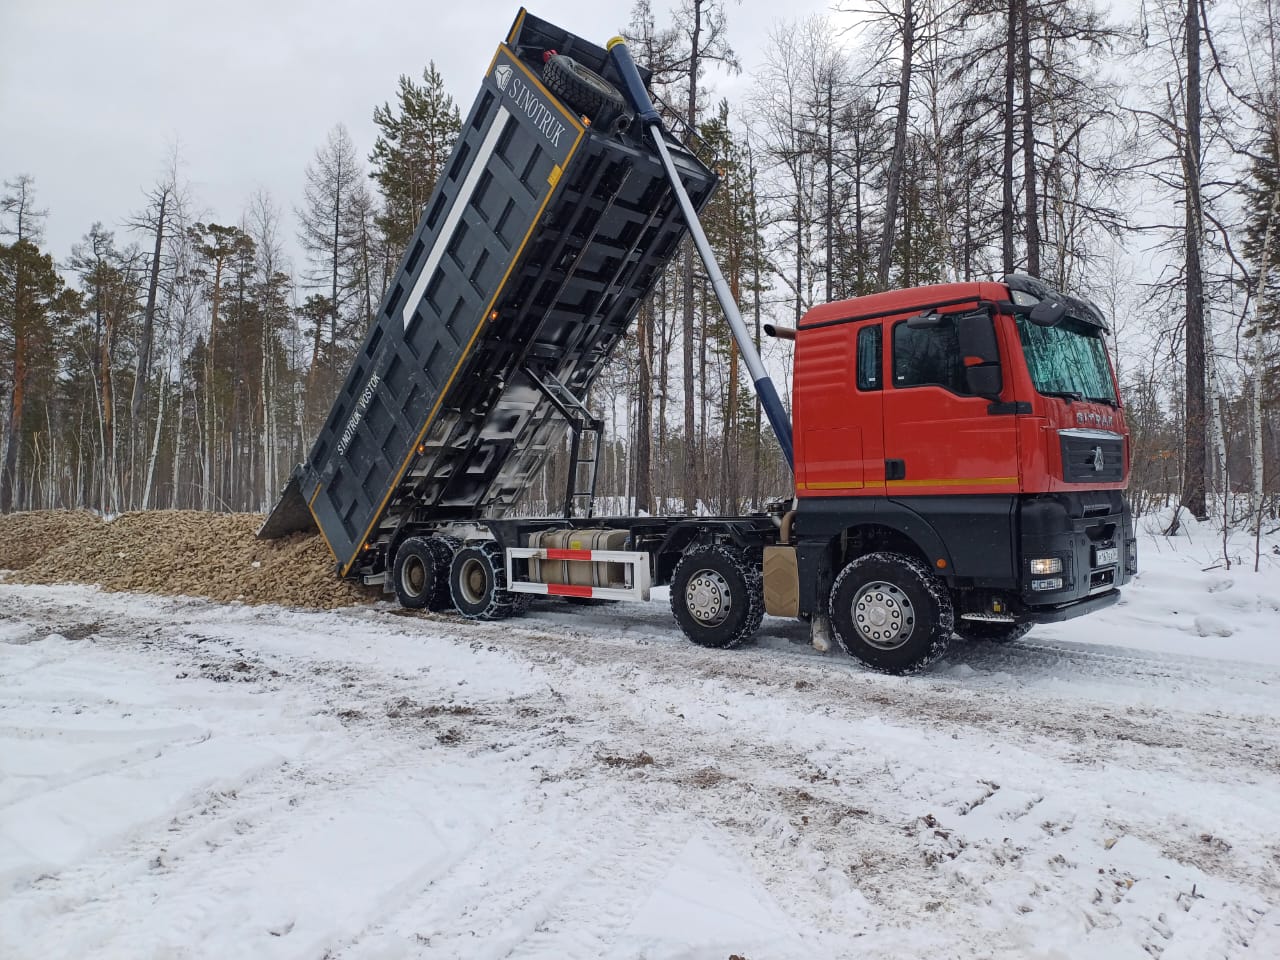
[543,54,627,127]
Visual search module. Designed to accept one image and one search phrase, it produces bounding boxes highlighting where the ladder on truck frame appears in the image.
[522,365,602,518]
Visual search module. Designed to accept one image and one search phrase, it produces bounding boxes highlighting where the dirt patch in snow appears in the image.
[5,509,376,609]
[598,750,655,769]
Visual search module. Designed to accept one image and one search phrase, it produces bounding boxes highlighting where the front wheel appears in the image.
[955,620,1033,644]
[669,544,764,649]
[829,552,953,674]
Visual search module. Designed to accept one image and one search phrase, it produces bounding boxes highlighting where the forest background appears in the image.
[2,0,1278,535]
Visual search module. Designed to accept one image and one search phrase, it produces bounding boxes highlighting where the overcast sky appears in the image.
[1,0,841,264]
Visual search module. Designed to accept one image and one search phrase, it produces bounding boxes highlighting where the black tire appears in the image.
[392,536,455,611]
[669,544,764,649]
[542,54,627,122]
[829,552,954,674]
[955,620,1033,644]
[449,541,516,620]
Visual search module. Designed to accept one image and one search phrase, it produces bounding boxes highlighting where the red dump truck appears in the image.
[261,8,1134,673]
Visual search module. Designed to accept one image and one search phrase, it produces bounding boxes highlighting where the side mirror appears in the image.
[956,311,1003,399]
[1030,299,1066,326]
[965,365,1003,397]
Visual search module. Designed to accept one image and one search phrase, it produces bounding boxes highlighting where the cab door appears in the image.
[879,311,1020,497]
[793,321,885,497]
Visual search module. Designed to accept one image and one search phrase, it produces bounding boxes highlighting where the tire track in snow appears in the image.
[3,586,1279,959]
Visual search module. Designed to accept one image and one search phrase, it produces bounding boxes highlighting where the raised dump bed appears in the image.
[261,8,717,578]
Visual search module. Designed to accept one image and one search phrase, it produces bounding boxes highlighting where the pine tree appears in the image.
[369,64,461,256]
[699,102,767,511]
[1243,117,1280,352]
[189,222,255,510]
[68,224,143,513]
[298,124,367,377]
[0,239,78,511]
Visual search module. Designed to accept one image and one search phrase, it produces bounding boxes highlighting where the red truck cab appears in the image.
[788,274,1135,672]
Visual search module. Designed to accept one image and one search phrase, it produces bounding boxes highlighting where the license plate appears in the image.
[1095,547,1118,567]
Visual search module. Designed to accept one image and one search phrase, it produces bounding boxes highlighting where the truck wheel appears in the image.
[670,544,764,649]
[829,552,953,674]
[393,536,454,611]
[449,541,516,620]
[955,621,1033,644]
[543,54,627,123]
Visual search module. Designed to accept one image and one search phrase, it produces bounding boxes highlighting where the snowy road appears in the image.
[2,568,1280,958]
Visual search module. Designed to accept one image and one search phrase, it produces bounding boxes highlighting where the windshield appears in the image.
[1015,316,1117,404]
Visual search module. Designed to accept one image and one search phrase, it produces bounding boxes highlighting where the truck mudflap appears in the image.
[1016,588,1120,624]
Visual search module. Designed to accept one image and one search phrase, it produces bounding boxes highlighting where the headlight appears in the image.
[1031,577,1064,592]
[1029,557,1063,575]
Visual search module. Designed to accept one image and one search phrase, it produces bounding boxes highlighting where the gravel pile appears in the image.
[0,510,103,571]
[6,510,378,609]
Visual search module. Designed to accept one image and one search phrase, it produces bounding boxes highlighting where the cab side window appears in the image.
[856,324,882,390]
[892,317,969,394]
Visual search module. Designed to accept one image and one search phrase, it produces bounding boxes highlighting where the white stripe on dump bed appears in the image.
[402,105,511,329]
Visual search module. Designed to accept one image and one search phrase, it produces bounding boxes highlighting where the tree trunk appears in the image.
[1179,0,1208,521]
[682,0,703,516]
[171,373,185,509]
[142,366,166,509]
[825,78,834,303]
[131,189,167,422]
[1002,0,1017,274]
[1019,0,1040,276]
[1,330,26,512]
[635,301,653,514]
[1251,174,1279,564]
[748,139,764,508]
[877,0,915,288]
[330,177,341,372]
[100,298,117,514]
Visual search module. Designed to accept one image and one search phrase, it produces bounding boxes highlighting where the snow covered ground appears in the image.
[2,515,1279,959]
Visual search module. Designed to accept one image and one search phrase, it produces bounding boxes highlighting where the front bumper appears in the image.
[1017,491,1134,614]
[1016,587,1120,624]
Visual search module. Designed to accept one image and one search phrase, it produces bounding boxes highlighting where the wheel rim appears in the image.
[458,557,488,605]
[685,568,732,627]
[569,61,615,97]
[402,556,426,598]
[851,580,915,650]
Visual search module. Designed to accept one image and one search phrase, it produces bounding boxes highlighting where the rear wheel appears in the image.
[449,541,516,620]
[955,620,1033,644]
[669,544,763,649]
[829,552,953,674]
[393,536,456,611]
